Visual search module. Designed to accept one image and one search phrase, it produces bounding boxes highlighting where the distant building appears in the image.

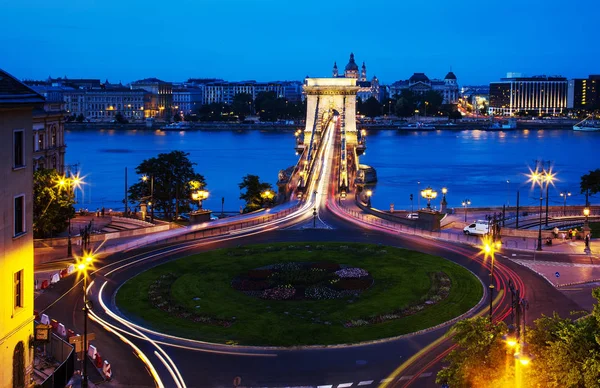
[389,71,459,104]
[489,74,568,115]
[0,68,44,388]
[172,86,203,115]
[130,78,173,118]
[569,75,600,111]
[200,80,303,106]
[332,53,381,101]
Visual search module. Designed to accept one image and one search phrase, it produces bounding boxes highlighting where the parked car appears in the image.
[406,213,419,219]
[463,220,490,235]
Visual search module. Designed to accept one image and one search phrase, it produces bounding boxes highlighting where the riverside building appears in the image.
[388,71,459,104]
[0,69,44,388]
[488,74,568,116]
[332,53,382,101]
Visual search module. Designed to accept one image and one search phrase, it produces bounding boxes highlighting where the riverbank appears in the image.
[65,122,302,131]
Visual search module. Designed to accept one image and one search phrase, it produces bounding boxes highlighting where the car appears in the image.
[176,213,190,221]
[210,215,219,221]
[463,220,490,235]
[406,213,419,219]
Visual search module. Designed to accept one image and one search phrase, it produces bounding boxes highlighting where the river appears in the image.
[65,127,599,214]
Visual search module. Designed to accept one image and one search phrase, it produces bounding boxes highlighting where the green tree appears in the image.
[114,112,128,124]
[33,168,75,238]
[436,317,511,388]
[362,97,382,118]
[422,90,443,115]
[76,114,85,123]
[580,169,600,204]
[394,90,417,117]
[232,92,253,121]
[239,174,273,213]
[128,151,206,220]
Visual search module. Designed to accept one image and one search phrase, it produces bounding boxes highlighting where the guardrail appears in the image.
[36,328,75,388]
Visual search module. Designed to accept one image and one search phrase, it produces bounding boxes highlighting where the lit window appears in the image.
[14,270,24,308]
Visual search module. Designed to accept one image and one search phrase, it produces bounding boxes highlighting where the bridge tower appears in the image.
[303,78,359,147]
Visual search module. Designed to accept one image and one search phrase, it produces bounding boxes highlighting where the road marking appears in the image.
[338,383,353,388]
[317,385,333,388]
[398,376,411,380]
[358,381,374,386]
[420,372,433,378]
[380,378,393,383]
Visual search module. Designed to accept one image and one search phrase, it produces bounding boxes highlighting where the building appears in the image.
[130,78,173,118]
[29,85,67,173]
[489,74,568,116]
[172,86,203,115]
[0,69,44,388]
[332,53,381,101]
[200,80,303,106]
[569,75,600,111]
[388,72,459,104]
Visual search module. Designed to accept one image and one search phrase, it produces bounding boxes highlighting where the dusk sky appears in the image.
[2,0,599,85]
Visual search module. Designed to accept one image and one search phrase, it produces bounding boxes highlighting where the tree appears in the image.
[422,90,443,116]
[232,92,253,121]
[448,108,463,121]
[362,97,382,118]
[115,112,128,124]
[239,174,273,213]
[394,90,417,117]
[76,114,85,123]
[580,169,600,204]
[128,151,206,220]
[33,168,75,238]
[436,317,511,388]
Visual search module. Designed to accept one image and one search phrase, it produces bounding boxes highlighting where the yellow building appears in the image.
[0,69,44,388]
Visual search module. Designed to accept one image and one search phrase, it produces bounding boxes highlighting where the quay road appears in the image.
[38,116,592,387]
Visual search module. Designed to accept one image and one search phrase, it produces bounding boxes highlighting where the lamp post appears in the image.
[560,191,571,216]
[441,187,448,213]
[142,175,154,222]
[191,189,209,210]
[483,238,501,319]
[59,174,83,257]
[462,199,471,222]
[366,189,372,207]
[260,189,275,208]
[528,167,555,251]
[420,187,438,210]
[506,179,510,207]
[417,181,421,210]
[76,254,94,388]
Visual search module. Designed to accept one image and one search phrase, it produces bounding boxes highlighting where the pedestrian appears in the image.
[568,228,573,241]
[585,233,590,248]
[553,226,559,238]
[571,228,577,241]
[101,207,105,217]
[561,232,566,242]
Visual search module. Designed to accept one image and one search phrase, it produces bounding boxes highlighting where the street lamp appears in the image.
[482,236,501,319]
[527,167,555,251]
[142,175,154,222]
[584,207,590,227]
[76,254,94,388]
[462,199,471,222]
[441,187,448,212]
[260,189,275,208]
[366,189,372,207]
[560,191,571,216]
[58,173,83,257]
[420,187,438,210]
[191,189,209,210]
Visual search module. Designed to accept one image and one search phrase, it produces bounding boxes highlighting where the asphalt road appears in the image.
[35,118,591,388]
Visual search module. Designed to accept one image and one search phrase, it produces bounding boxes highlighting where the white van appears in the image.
[463,220,490,235]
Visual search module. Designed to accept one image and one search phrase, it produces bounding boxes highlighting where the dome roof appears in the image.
[345,53,359,71]
[445,71,457,80]
[409,73,430,83]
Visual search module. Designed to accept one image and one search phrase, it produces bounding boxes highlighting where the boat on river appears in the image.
[573,116,600,132]
[399,122,436,130]
[161,122,191,131]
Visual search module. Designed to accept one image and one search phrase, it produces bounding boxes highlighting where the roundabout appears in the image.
[116,243,483,346]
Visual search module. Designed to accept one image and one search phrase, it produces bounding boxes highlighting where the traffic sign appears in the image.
[555,272,560,278]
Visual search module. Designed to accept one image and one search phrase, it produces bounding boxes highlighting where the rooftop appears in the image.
[0,69,45,104]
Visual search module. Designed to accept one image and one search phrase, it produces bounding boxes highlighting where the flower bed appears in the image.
[233,262,372,301]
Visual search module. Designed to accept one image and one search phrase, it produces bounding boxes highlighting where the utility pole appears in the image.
[124,167,128,216]
[313,207,317,228]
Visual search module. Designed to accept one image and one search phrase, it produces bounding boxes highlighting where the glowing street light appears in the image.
[57,173,84,257]
[191,189,209,210]
[420,187,438,210]
[366,189,373,207]
[260,189,275,208]
[75,253,94,388]
[559,191,571,216]
[462,199,471,222]
[141,175,154,222]
[481,235,501,319]
[527,166,556,251]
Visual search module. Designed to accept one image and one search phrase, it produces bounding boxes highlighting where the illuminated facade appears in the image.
[30,89,67,173]
[0,69,43,388]
[489,74,568,115]
[389,72,459,104]
[568,75,600,111]
[199,81,303,106]
[332,53,381,102]
[131,78,173,118]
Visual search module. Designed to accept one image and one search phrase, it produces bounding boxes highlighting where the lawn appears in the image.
[116,243,482,346]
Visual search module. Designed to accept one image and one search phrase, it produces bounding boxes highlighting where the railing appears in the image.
[37,332,75,388]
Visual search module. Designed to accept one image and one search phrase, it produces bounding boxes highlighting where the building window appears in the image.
[13,130,24,168]
[14,270,23,309]
[14,195,25,236]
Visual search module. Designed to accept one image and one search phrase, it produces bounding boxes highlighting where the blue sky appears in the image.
[1,0,598,85]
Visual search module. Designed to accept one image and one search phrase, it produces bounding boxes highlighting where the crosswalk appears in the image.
[241,373,434,388]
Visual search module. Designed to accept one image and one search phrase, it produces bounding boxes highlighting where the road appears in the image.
[37,116,592,387]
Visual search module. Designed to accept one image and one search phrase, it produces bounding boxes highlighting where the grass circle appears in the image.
[117,243,483,346]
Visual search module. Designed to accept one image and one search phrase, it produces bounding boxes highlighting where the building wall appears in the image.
[0,106,35,387]
[33,103,66,173]
[489,78,568,115]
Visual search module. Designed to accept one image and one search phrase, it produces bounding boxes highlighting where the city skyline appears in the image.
[2,0,599,85]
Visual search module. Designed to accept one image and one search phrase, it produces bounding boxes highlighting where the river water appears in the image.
[65,128,599,213]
